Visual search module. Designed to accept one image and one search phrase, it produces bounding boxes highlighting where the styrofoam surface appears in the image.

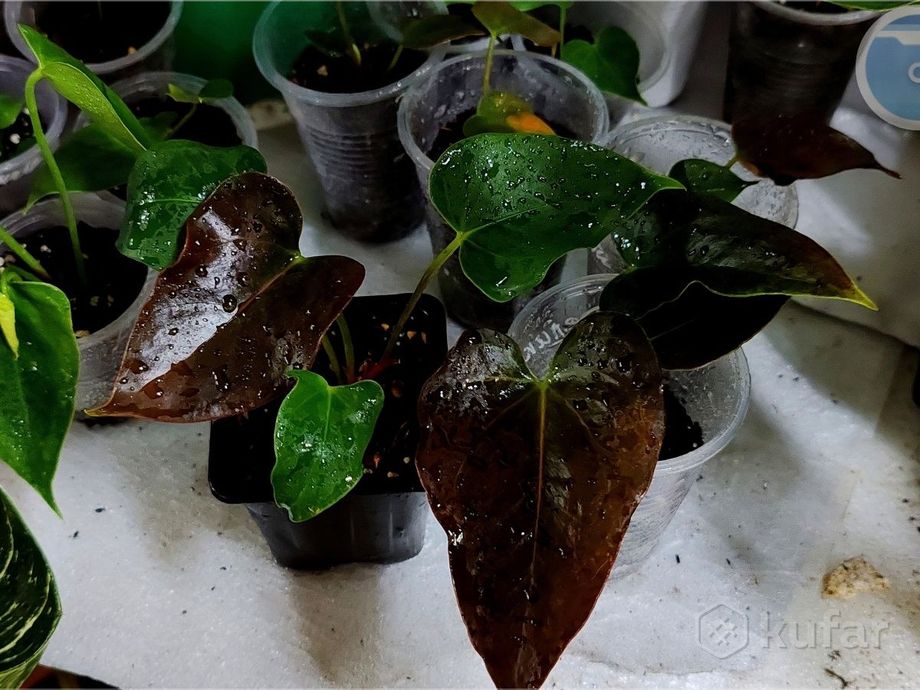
[1,124,917,688]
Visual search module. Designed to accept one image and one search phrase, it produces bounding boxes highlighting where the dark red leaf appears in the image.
[733,113,900,185]
[90,172,364,421]
[417,313,664,688]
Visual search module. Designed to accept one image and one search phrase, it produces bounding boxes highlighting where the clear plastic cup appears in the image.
[724,0,877,122]
[588,115,799,275]
[508,274,751,577]
[0,55,67,216]
[89,71,258,148]
[0,195,154,414]
[398,49,608,330]
[5,1,184,81]
[252,0,444,242]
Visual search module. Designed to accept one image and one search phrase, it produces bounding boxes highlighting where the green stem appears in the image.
[386,44,404,72]
[336,314,355,383]
[554,5,566,58]
[0,224,51,281]
[380,233,464,363]
[725,153,740,169]
[25,71,86,286]
[165,102,198,140]
[337,0,362,66]
[321,334,344,384]
[482,33,497,93]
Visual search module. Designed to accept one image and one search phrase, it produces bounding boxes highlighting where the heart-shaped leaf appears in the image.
[0,489,61,688]
[428,134,682,302]
[417,313,664,688]
[473,1,561,45]
[601,269,787,369]
[118,140,268,270]
[90,172,364,422]
[273,371,384,522]
[561,26,644,103]
[400,14,485,49]
[732,113,901,185]
[0,274,77,512]
[668,159,756,203]
[463,91,555,137]
[19,24,150,152]
[0,94,23,130]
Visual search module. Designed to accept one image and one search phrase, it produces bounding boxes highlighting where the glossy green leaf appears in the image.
[0,489,61,688]
[119,140,268,270]
[401,14,485,49]
[92,172,364,422]
[508,1,573,10]
[462,91,555,137]
[273,371,384,522]
[0,292,18,357]
[428,133,682,302]
[473,1,560,45]
[668,159,756,203]
[168,78,234,104]
[18,24,150,152]
[0,276,78,512]
[0,94,23,130]
[732,113,900,185]
[417,314,664,688]
[561,26,644,103]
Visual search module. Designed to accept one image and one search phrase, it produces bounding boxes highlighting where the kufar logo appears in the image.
[857,6,920,130]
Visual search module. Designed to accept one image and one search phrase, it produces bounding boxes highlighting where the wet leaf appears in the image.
[732,113,900,185]
[400,14,485,49]
[601,269,787,369]
[473,1,560,46]
[0,274,77,512]
[90,172,364,422]
[418,314,663,688]
[0,292,18,357]
[463,91,555,137]
[668,159,755,203]
[561,26,644,103]
[272,371,384,522]
[0,489,61,688]
[118,139,268,270]
[19,24,150,151]
[0,94,23,130]
[429,134,682,302]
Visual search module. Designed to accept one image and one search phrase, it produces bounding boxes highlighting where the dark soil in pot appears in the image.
[0,224,148,335]
[287,42,427,93]
[0,106,37,163]
[32,1,172,64]
[660,386,704,461]
[128,97,242,148]
[208,293,448,569]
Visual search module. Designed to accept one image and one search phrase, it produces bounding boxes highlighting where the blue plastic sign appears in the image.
[857,6,920,130]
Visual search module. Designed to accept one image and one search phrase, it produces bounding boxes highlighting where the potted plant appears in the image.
[0,54,66,215]
[411,131,881,687]
[5,0,184,82]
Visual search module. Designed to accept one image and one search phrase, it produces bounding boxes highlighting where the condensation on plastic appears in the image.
[508,274,751,577]
[0,55,67,216]
[398,49,608,329]
[5,1,183,81]
[0,195,154,414]
[588,115,799,275]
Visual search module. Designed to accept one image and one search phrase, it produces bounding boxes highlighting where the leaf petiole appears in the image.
[164,102,198,140]
[336,314,355,383]
[0,224,51,281]
[336,0,362,66]
[321,334,344,384]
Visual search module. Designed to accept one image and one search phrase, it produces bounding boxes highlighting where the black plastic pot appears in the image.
[724,2,877,123]
[208,293,447,569]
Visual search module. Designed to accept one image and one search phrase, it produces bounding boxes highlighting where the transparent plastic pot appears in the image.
[508,274,751,577]
[724,0,877,122]
[5,1,183,81]
[0,195,153,414]
[398,49,608,330]
[252,0,444,243]
[588,116,799,275]
[78,71,258,149]
[0,55,67,216]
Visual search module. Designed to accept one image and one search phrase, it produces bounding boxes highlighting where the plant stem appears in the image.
[725,153,740,169]
[25,71,86,286]
[553,5,566,58]
[380,233,464,363]
[336,314,355,383]
[337,0,362,66]
[321,334,344,384]
[0,224,51,280]
[482,33,497,93]
[386,44,404,72]
[165,102,198,140]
